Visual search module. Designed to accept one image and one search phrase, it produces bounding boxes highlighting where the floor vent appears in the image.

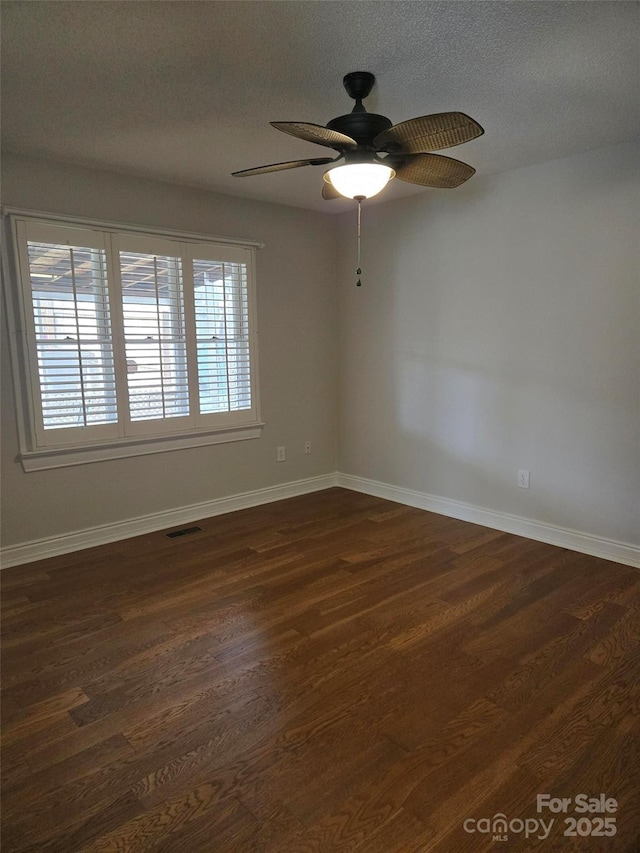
[165,525,203,539]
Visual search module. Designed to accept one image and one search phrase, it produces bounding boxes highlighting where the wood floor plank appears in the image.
[2,733,135,817]
[79,782,255,853]
[1,488,638,852]
[1,687,87,746]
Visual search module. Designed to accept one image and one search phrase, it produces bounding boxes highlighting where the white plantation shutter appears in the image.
[16,221,120,446]
[117,236,190,429]
[30,243,116,428]
[9,214,261,463]
[193,258,252,415]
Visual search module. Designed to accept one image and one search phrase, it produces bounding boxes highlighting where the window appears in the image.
[6,215,262,469]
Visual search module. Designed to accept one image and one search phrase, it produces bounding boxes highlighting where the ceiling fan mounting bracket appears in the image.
[343,71,376,103]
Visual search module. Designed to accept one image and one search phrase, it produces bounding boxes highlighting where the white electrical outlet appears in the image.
[518,469,530,489]
[304,440,312,455]
[277,446,285,462]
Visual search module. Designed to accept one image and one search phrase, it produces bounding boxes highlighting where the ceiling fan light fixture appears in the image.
[324,162,395,199]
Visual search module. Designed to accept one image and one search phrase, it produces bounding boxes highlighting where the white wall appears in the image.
[1,154,338,547]
[337,142,639,546]
[3,143,638,557]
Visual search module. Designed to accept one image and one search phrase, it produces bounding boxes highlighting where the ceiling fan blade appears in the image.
[232,157,334,177]
[374,112,484,154]
[392,153,476,188]
[322,182,342,200]
[271,122,358,150]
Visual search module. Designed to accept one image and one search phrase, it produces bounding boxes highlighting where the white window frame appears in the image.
[2,210,264,471]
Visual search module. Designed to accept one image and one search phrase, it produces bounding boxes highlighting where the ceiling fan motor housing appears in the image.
[327,112,392,146]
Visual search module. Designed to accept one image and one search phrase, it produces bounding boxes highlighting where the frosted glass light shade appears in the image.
[325,163,395,199]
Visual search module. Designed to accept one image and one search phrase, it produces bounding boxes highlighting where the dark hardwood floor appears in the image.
[1,487,638,852]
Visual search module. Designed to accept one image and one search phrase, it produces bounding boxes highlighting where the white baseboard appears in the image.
[0,473,339,569]
[336,473,640,569]
[3,471,638,570]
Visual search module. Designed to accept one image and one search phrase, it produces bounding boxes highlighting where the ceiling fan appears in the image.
[232,71,484,201]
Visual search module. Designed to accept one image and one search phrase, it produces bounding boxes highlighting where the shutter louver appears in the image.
[27,241,117,430]
[193,259,251,414]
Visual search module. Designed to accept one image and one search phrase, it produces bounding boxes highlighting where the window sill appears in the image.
[20,423,265,472]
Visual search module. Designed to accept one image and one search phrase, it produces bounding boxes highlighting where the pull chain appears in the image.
[356,197,362,287]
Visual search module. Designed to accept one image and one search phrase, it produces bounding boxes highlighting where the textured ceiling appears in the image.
[2,1,639,213]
